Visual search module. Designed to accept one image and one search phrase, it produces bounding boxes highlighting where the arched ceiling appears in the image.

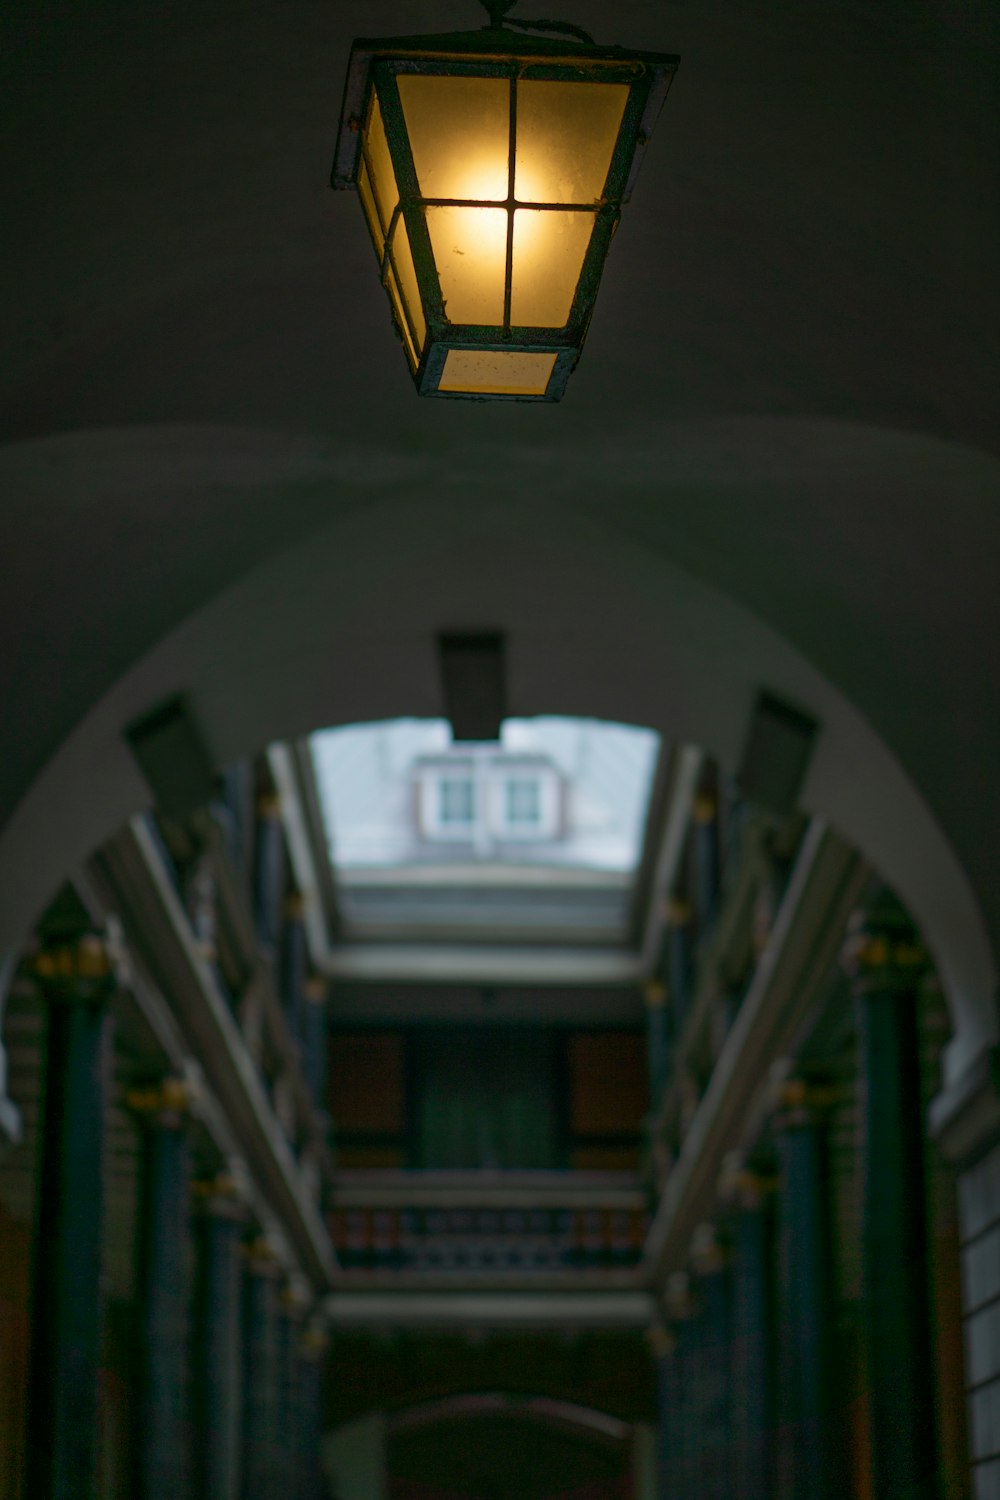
[0,2,998,1075]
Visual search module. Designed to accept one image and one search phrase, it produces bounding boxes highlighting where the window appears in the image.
[505,776,541,828]
[438,776,475,827]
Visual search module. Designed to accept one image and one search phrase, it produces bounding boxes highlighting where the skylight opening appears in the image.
[309,716,661,880]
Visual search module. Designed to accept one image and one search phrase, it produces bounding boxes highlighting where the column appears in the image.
[275,1283,308,1489]
[220,759,254,876]
[844,895,940,1500]
[664,1272,699,1500]
[242,1237,281,1500]
[644,978,671,1114]
[192,1174,246,1500]
[25,919,114,1500]
[279,892,307,1040]
[253,793,285,951]
[129,1077,194,1500]
[297,1320,329,1500]
[665,896,695,1034]
[651,1323,678,1500]
[724,1165,775,1500]
[692,791,721,935]
[302,975,328,1107]
[690,1224,732,1499]
[773,1080,838,1500]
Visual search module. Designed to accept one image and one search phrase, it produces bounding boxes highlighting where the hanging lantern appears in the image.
[332,5,679,402]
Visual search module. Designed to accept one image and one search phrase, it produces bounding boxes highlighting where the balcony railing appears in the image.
[328,1171,648,1279]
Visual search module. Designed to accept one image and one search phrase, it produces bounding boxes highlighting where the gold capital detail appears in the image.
[692,792,717,825]
[30,933,114,996]
[126,1077,193,1121]
[643,978,667,1010]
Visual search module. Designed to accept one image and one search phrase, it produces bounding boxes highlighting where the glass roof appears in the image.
[309,716,661,943]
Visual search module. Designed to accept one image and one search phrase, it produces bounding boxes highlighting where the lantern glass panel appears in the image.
[389,216,426,349]
[510,209,595,327]
[426,205,508,325]
[514,80,629,205]
[398,74,510,201]
[386,266,419,370]
[365,94,398,236]
[438,349,558,397]
[357,160,383,252]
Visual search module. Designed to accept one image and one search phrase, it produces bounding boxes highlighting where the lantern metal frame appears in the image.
[333,25,679,401]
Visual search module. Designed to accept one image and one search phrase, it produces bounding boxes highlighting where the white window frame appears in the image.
[418,769,478,841]
[488,768,560,842]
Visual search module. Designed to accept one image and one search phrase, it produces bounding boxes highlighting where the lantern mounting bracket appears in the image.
[480,0,595,46]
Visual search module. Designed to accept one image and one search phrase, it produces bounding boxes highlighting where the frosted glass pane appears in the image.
[510,210,594,327]
[358,161,384,254]
[386,267,418,370]
[398,75,510,201]
[365,91,398,235]
[439,349,557,396]
[426,206,508,325]
[515,81,629,204]
[390,216,427,350]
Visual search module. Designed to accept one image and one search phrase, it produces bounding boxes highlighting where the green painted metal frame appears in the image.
[333,26,679,402]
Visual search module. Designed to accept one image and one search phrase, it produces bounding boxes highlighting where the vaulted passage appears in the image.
[1,1,998,1497]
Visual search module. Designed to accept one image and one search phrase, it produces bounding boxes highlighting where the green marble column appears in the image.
[690,1226,733,1499]
[25,922,115,1500]
[692,792,721,934]
[279,893,307,1040]
[253,794,285,951]
[644,978,671,1113]
[664,1273,699,1500]
[665,897,695,1034]
[302,976,328,1107]
[274,1286,308,1490]
[192,1176,245,1500]
[242,1238,281,1500]
[130,1078,194,1500]
[845,895,940,1500]
[774,1082,838,1500]
[298,1322,329,1500]
[727,1170,776,1500]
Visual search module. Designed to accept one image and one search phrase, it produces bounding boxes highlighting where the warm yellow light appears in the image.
[398,75,509,201]
[515,81,629,204]
[425,205,508,325]
[390,75,625,335]
[336,30,680,400]
[511,209,595,326]
[438,349,558,396]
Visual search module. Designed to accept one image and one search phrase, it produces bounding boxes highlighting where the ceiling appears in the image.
[0,0,998,1080]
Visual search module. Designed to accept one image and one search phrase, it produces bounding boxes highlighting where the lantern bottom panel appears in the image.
[418,344,577,402]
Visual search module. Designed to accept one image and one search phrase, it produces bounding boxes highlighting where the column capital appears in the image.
[304,974,328,1006]
[192,1171,248,1219]
[29,931,116,1003]
[642,977,667,1010]
[280,1274,311,1319]
[126,1076,194,1128]
[283,890,307,922]
[769,1073,837,1129]
[663,895,693,927]
[664,1269,699,1320]
[647,1320,677,1358]
[690,1220,729,1276]
[717,1151,777,1210]
[299,1318,330,1362]
[244,1235,283,1277]
[842,895,929,993]
[256,791,282,821]
[692,791,718,825]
